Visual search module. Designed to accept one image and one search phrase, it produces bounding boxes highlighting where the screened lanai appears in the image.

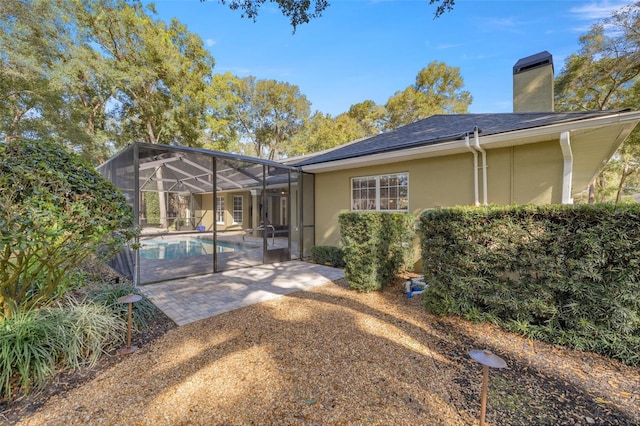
[97,143,315,285]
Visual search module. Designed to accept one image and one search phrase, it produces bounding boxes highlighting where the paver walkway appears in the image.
[139,260,345,325]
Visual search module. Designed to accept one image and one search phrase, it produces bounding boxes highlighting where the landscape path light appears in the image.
[469,349,508,426]
[118,293,142,355]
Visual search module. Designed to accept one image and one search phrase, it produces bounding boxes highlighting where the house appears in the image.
[99,52,640,284]
[296,110,640,246]
[294,51,640,246]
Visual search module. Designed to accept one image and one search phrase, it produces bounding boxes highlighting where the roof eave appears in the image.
[300,111,640,173]
[300,140,465,173]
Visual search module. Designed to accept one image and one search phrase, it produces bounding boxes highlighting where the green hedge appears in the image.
[418,204,640,366]
[339,212,415,292]
[310,246,345,268]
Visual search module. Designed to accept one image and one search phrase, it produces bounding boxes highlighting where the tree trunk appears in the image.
[145,117,169,228]
[615,164,633,204]
[588,181,596,204]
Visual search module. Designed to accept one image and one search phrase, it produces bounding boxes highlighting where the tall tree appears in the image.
[56,1,120,162]
[385,61,472,130]
[0,0,218,165]
[0,0,125,163]
[347,100,386,136]
[555,2,640,203]
[555,3,640,111]
[70,0,216,227]
[229,76,310,160]
[104,3,214,227]
[203,72,243,152]
[81,2,215,147]
[592,81,640,204]
[0,1,74,143]
[290,111,366,156]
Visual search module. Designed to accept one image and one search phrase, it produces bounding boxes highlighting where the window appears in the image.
[233,195,243,224]
[216,196,225,224]
[351,173,408,211]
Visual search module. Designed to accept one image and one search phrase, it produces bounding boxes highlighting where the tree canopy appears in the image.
[218,75,311,159]
[210,0,457,31]
[555,1,640,203]
[0,0,216,164]
[1,0,471,163]
[385,61,472,130]
[555,3,640,111]
[289,111,366,156]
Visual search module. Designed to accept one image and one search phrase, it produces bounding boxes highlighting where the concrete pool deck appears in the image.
[139,260,345,326]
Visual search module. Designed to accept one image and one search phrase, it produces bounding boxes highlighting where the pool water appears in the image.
[139,237,251,260]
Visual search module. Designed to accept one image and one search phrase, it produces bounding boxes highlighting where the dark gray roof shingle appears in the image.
[293,111,622,167]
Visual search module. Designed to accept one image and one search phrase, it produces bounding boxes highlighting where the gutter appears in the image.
[559,131,573,204]
[465,133,480,206]
[474,126,488,205]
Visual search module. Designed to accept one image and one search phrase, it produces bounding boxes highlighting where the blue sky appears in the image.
[148,0,633,116]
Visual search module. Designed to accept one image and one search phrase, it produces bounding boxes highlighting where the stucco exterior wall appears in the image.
[488,140,563,205]
[195,192,250,231]
[314,139,563,247]
[513,63,554,113]
[195,193,214,231]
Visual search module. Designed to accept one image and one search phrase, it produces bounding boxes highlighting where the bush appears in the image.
[143,192,161,225]
[339,212,415,292]
[0,298,125,400]
[0,139,136,319]
[43,298,126,369]
[310,246,345,268]
[418,204,640,366]
[89,284,156,331]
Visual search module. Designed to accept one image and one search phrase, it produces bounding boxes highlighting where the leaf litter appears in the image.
[2,277,638,425]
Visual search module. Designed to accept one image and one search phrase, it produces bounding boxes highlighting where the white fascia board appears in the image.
[479,110,640,147]
[301,111,640,174]
[301,140,466,173]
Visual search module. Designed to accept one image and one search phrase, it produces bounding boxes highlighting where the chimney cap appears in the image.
[513,51,553,74]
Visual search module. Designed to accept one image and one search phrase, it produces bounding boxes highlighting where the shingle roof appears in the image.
[293,111,622,167]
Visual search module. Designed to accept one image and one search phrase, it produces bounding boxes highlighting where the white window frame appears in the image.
[351,172,409,212]
[233,195,243,225]
[216,196,225,225]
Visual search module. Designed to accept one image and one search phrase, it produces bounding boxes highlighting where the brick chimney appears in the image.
[513,51,554,112]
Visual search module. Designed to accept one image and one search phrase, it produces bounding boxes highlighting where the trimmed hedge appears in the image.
[310,246,345,268]
[339,212,415,292]
[418,204,640,366]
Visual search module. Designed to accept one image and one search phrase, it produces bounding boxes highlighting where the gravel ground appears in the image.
[3,278,639,425]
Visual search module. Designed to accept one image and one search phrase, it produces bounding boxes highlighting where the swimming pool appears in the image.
[139,237,255,260]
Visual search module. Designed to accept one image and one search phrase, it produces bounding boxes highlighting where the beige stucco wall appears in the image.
[195,193,214,231]
[195,192,250,231]
[314,138,564,247]
[513,64,554,113]
[487,140,563,205]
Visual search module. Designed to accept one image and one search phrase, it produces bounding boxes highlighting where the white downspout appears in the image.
[560,131,573,204]
[465,132,480,206]
[474,127,488,205]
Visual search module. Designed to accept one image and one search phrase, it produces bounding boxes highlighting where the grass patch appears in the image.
[89,283,156,331]
[0,297,125,401]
